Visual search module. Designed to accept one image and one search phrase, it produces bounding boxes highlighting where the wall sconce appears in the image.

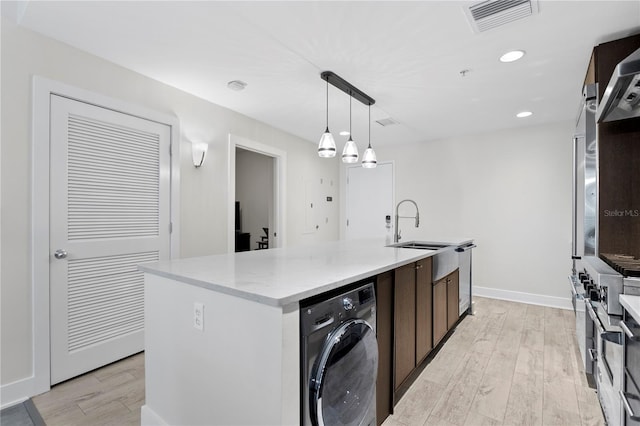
[191,142,208,168]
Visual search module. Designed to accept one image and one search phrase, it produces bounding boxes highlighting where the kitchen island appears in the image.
[139,238,471,425]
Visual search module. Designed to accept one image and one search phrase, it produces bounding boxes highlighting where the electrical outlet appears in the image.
[193,302,204,331]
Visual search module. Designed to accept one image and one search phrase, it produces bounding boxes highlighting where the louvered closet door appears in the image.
[49,95,171,384]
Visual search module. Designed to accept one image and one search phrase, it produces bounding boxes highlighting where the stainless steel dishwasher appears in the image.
[456,242,476,315]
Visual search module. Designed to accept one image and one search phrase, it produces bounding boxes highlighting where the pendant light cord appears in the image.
[326,80,329,129]
[349,95,352,136]
[368,104,372,149]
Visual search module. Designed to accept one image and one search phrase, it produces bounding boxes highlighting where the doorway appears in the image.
[227,135,287,253]
[235,148,273,251]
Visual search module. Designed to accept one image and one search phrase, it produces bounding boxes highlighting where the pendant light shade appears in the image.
[362,104,377,168]
[342,138,359,163]
[342,96,359,163]
[362,147,377,168]
[318,129,336,158]
[318,79,336,158]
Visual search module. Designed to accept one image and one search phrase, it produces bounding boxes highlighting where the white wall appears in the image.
[0,18,339,394]
[370,121,574,304]
[236,148,273,249]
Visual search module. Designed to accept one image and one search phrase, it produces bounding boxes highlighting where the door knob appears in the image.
[54,249,68,259]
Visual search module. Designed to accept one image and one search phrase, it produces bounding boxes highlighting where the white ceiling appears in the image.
[4,1,640,147]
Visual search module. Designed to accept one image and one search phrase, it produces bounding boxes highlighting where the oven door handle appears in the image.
[620,390,640,421]
[586,301,598,323]
[620,320,640,341]
[568,278,579,299]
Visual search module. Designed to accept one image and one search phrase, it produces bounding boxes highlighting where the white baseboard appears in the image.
[141,405,168,426]
[1,376,34,410]
[474,286,572,310]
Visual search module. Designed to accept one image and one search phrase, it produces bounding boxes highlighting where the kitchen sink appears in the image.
[388,241,452,250]
[390,241,459,281]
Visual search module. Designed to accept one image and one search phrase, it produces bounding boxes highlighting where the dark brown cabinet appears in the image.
[376,259,458,424]
[415,258,433,364]
[433,269,460,346]
[393,258,434,391]
[393,263,416,389]
[447,270,460,329]
[375,271,393,426]
[585,33,640,259]
[590,34,640,101]
[432,276,447,346]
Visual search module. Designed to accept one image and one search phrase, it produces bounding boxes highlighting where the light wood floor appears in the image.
[383,297,605,426]
[32,352,144,426]
[31,297,603,426]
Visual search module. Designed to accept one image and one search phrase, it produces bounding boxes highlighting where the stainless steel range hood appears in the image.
[597,47,640,123]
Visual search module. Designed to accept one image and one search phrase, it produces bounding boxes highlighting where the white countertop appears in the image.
[620,294,640,322]
[139,238,471,307]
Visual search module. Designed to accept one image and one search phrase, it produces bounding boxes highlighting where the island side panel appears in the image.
[142,274,299,425]
[280,302,300,425]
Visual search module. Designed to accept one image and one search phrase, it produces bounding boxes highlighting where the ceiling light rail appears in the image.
[321,71,375,106]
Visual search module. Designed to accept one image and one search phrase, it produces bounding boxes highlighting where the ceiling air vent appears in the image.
[376,117,398,127]
[465,0,539,33]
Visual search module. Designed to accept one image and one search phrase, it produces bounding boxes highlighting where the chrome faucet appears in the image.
[394,199,420,243]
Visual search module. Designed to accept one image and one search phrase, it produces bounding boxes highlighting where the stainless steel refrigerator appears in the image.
[572,83,598,273]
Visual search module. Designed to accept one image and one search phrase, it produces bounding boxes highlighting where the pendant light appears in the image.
[361,104,377,168]
[342,95,359,163]
[318,79,336,158]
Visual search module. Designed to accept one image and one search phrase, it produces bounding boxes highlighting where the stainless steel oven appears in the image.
[583,298,597,386]
[570,271,597,386]
[583,256,624,316]
[588,301,623,426]
[620,310,640,425]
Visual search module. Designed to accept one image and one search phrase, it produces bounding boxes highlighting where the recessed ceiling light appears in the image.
[500,50,525,63]
[516,111,533,118]
[339,131,350,136]
[227,80,247,91]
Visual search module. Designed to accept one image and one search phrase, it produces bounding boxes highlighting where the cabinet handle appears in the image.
[620,321,640,341]
[620,390,640,421]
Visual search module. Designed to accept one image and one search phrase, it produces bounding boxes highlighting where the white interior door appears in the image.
[49,95,171,384]
[345,163,393,240]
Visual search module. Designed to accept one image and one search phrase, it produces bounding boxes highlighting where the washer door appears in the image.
[310,319,378,426]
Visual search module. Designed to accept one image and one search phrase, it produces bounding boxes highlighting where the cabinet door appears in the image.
[447,270,460,330]
[376,271,393,426]
[394,263,416,390]
[415,258,433,364]
[433,277,447,346]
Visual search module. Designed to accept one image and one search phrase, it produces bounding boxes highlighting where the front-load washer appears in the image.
[300,281,378,426]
